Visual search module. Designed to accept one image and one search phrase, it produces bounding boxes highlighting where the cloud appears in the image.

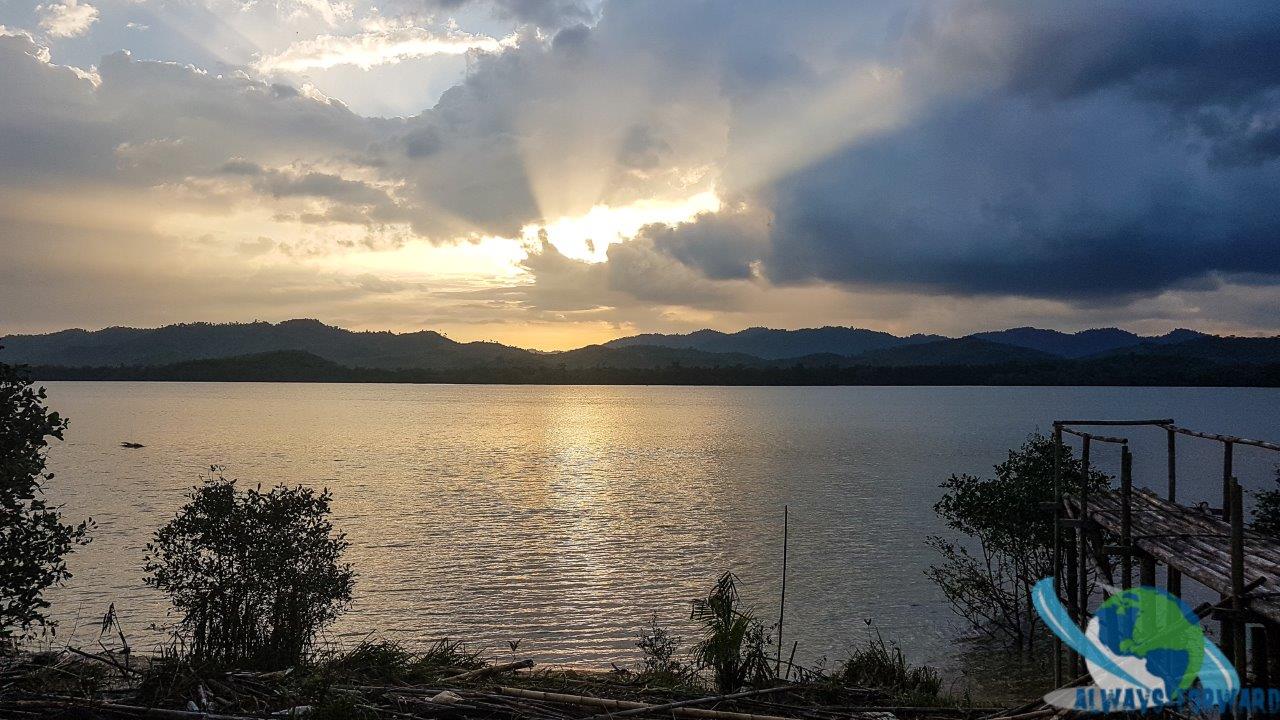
[397,0,593,29]
[36,0,98,37]
[256,20,516,73]
[5,0,1280,342]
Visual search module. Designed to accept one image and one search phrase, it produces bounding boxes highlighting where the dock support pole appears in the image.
[1252,626,1269,690]
[1268,624,1280,696]
[1052,426,1064,686]
[1078,436,1091,639]
[1232,480,1247,676]
[1224,441,1234,521]
[1120,446,1132,590]
[1221,443,1236,667]
[1140,553,1156,587]
[1166,428,1181,597]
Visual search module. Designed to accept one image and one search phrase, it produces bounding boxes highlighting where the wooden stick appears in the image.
[1161,424,1280,453]
[65,646,142,677]
[1054,419,1174,427]
[582,684,798,720]
[444,658,533,683]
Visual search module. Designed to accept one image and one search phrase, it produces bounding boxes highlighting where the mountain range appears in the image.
[3,320,1280,382]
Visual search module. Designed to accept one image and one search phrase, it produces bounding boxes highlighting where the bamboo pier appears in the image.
[1050,418,1280,689]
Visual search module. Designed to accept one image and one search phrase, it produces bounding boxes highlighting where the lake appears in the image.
[35,382,1280,694]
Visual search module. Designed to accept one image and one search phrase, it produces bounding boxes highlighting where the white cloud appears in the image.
[36,0,99,38]
[257,21,517,73]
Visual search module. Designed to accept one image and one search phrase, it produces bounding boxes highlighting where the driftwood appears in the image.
[444,658,534,683]
[0,699,259,720]
[583,684,798,720]
[496,686,881,720]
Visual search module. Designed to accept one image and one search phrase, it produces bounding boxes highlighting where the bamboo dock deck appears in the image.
[1047,418,1280,690]
[1065,488,1280,623]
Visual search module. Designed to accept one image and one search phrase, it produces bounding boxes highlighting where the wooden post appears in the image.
[1252,626,1269,690]
[1232,480,1247,675]
[1140,553,1156,587]
[1120,446,1132,590]
[1052,427,1064,686]
[1224,441,1234,521]
[1165,428,1182,597]
[1220,443,1236,667]
[1078,436,1091,635]
[1268,624,1280,696]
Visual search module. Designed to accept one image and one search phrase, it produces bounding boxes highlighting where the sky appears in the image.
[2,0,1280,350]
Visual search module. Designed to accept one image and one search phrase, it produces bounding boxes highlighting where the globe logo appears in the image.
[1085,588,1203,699]
[1032,577,1240,712]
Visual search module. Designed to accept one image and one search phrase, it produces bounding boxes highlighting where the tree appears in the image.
[0,360,90,647]
[926,432,1110,651]
[1253,466,1280,538]
[690,572,774,693]
[144,473,355,668]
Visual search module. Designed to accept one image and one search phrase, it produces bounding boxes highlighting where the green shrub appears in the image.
[839,632,940,703]
[690,572,775,693]
[0,360,91,647]
[636,614,690,685]
[144,473,355,668]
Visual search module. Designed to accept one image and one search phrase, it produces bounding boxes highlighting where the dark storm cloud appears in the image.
[646,0,1280,301]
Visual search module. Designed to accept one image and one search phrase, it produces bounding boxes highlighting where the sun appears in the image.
[520,190,722,263]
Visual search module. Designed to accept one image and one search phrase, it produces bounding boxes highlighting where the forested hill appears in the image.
[4,319,1280,385]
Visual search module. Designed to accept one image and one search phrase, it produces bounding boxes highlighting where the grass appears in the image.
[838,632,942,705]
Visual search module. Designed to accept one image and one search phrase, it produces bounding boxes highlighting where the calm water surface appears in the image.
[36,383,1280,692]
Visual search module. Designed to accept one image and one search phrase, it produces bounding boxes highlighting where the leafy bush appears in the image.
[635,613,690,685]
[0,360,91,647]
[839,632,940,703]
[1253,467,1280,537]
[926,432,1111,650]
[690,572,775,693]
[144,473,355,668]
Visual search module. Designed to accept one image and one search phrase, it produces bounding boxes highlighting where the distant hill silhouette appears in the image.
[967,327,1207,358]
[0,319,536,370]
[602,326,943,359]
[3,320,1279,385]
[853,338,1057,366]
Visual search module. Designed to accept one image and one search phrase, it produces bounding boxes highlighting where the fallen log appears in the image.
[444,658,534,683]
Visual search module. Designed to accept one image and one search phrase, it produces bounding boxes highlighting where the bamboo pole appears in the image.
[776,504,788,676]
[1078,436,1091,623]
